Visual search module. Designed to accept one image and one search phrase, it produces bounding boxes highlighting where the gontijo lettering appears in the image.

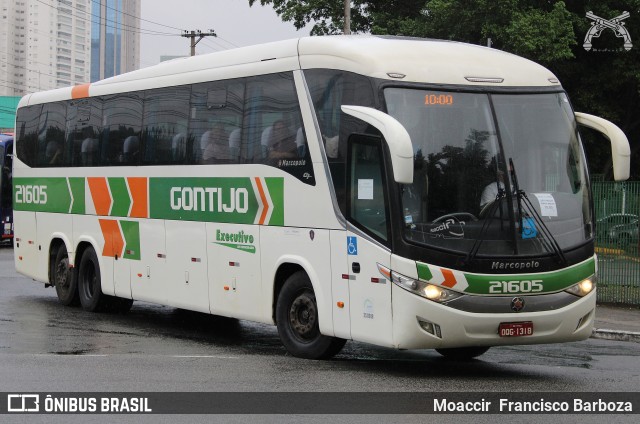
[170,186,249,213]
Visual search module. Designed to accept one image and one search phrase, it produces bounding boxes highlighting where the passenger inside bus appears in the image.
[261,120,297,161]
[45,141,62,165]
[122,136,140,165]
[81,137,99,166]
[201,123,232,164]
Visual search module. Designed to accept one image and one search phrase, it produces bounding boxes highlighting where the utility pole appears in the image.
[181,29,217,56]
[344,0,351,34]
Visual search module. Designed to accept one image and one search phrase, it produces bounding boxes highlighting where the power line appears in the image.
[91,0,240,48]
[92,0,184,32]
[36,0,181,37]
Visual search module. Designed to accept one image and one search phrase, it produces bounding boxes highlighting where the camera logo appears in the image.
[7,394,40,412]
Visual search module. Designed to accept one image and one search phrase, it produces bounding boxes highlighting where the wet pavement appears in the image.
[1,245,640,423]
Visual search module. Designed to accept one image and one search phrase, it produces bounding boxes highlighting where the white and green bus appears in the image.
[13,36,630,359]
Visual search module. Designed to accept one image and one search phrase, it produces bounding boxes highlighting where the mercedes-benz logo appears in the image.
[511,297,525,312]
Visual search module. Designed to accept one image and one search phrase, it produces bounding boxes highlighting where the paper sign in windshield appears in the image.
[358,179,374,200]
[533,193,558,217]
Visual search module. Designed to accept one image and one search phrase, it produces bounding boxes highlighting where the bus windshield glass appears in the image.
[384,88,592,257]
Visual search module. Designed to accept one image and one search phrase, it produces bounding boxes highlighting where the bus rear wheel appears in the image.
[276,271,346,359]
[78,246,132,313]
[435,346,490,360]
[53,244,79,306]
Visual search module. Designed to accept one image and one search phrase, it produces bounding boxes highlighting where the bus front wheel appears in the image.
[53,244,79,306]
[276,271,346,359]
[435,346,490,360]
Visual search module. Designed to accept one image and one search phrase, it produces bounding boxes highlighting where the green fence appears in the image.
[592,181,640,305]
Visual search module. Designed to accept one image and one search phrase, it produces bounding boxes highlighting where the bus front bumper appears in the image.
[391,284,596,350]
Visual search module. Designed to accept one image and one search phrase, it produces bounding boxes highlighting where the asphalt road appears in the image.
[0,245,638,423]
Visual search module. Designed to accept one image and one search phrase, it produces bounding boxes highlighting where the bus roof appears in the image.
[19,35,560,108]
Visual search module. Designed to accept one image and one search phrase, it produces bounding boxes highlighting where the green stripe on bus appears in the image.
[148,177,284,225]
[416,257,596,295]
[13,177,71,213]
[265,177,284,226]
[68,177,85,214]
[417,263,433,281]
[108,177,131,217]
[464,258,595,294]
[120,220,141,260]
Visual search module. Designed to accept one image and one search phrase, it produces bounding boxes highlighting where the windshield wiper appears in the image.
[519,191,567,266]
[464,187,505,265]
[465,159,568,267]
[509,158,567,266]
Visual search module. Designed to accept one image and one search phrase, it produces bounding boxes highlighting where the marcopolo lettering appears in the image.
[170,186,249,214]
[491,261,540,270]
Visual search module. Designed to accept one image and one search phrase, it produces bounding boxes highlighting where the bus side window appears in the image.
[142,86,190,165]
[242,73,314,183]
[348,134,389,243]
[67,97,103,167]
[102,92,143,166]
[15,104,42,168]
[305,69,377,211]
[38,102,67,167]
[244,74,300,164]
[190,80,245,165]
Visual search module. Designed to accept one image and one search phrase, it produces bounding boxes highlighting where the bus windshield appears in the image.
[384,89,592,257]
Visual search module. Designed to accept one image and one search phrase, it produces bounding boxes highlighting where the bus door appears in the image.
[345,134,394,347]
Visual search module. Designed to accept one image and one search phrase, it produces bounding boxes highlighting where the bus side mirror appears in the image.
[341,105,414,184]
[575,112,630,181]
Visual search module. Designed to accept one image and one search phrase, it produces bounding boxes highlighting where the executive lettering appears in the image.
[216,229,254,244]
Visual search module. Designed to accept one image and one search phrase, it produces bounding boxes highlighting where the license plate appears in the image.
[498,321,533,337]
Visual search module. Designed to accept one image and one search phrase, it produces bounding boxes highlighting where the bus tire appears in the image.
[276,271,346,359]
[78,246,109,312]
[435,346,490,360]
[53,244,79,306]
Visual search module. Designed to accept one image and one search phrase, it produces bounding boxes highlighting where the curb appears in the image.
[591,328,640,343]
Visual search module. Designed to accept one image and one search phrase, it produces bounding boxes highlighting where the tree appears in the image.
[251,0,640,179]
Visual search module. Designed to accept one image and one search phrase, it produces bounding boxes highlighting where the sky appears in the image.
[140,0,310,67]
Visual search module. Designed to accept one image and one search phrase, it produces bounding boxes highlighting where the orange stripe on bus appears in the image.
[71,83,90,99]
[88,177,111,216]
[127,177,148,218]
[99,219,124,258]
[440,269,457,288]
[254,177,269,225]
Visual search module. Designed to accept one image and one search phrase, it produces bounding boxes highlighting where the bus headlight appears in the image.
[391,271,463,303]
[564,276,596,297]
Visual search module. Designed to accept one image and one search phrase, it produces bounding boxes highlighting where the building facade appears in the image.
[91,0,140,82]
[0,0,140,98]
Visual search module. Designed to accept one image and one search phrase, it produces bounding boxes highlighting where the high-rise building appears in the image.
[0,0,140,97]
[90,0,140,82]
[0,0,92,96]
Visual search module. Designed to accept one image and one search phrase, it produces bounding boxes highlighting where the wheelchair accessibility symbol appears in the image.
[347,236,358,255]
